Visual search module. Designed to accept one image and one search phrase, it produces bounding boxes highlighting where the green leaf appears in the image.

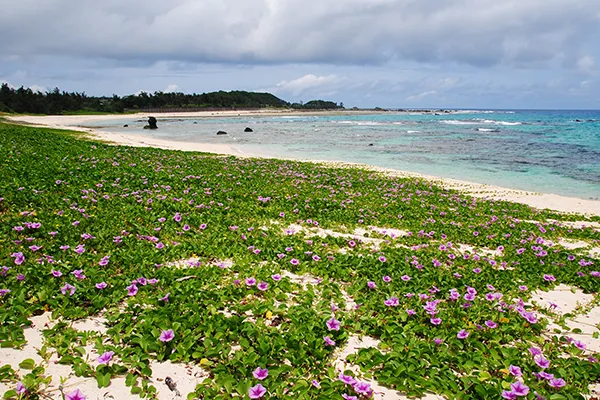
[97,372,112,388]
[18,358,35,370]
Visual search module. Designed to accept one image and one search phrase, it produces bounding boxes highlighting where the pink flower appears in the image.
[271,274,282,281]
[253,367,269,380]
[246,277,257,286]
[510,381,529,397]
[159,293,170,302]
[65,389,86,400]
[61,283,76,296]
[257,281,269,291]
[248,384,267,399]
[430,318,442,325]
[534,355,550,369]
[457,329,469,339]
[378,256,387,263]
[353,381,372,396]
[367,281,376,289]
[383,275,391,283]
[326,317,341,331]
[96,351,114,364]
[159,329,174,342]
[548,378,566,389]
[95,282,107,289]
[324,336,336,346]
[338,373,357,385]
[509,365,522,377]
[126,284,138,296]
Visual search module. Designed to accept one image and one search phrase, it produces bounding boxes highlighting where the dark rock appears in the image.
[368,143,374,146]
[244,127,253,132]
[123,124,129,127]
[193,121,198,124]
[216,130,228,135]
[575,119,582,122]
[143,116,158,130]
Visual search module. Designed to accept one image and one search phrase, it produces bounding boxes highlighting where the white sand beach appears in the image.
[7,112,600,217]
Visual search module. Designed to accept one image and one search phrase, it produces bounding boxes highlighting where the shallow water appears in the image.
[83,110,600,199]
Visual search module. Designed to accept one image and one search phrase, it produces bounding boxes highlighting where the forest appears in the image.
[0,84,342,114]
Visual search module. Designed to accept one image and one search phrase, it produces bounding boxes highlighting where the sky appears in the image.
[1,0,599,109]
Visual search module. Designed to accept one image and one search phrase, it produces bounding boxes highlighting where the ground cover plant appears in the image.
[0,121,599,399]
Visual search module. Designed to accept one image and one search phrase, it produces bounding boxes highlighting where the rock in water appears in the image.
[123,124,129,127]
[143,116,158,130]
[217,130,227,135]
[244,127,253,132]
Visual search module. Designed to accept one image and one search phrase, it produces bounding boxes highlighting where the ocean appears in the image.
[82,110,600,200]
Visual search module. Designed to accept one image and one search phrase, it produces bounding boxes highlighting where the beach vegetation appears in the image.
[0,122,598,399]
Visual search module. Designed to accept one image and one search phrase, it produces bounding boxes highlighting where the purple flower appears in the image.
[290,258,299,265]
[401,275,411,281]
[324,336,336,346]
[342,395,358,400]
[485,320,497,329]
[159,293,170,302]
[502,390,517,399]
[384,297,399,307]
[326,317,341,331]
[529,347,542,357]
[61,283,76,296]
[509,365,522,377]
[573,340,586,350]
[534,355,550,369]
[96,351,114,364]
[383,275,391,283]
[510,381,529,397]
[257,281,269,291]
[0,289,11,297]
[548,378,566,389]
[430,318,442,325]
[378,256,387,263]
[457,329,469,339]
[311,379,320,388]
[126,284,138,296]
[65,389,86,400]
[246,277,257,286]
[407,309,416,316]
[159,329,174,342]
[271,274,282,281]
[72,269,86,280]
[338,373,357,385]
[248,384,267,399]
[51,270,63,277]
[367,281,376,289]
[16,382,27,395]
[95,282,107,289]
[353,381,372,396]
[10,252,25,265]
[252,367,269,380]
[543,274,556,282]
[434,338,443,345]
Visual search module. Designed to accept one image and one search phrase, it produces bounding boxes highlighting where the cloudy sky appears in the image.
[1,0,599,109]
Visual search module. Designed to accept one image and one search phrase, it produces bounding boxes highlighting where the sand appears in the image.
[7,112,600,217]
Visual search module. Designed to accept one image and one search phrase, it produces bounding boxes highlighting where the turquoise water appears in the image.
[83,110,600,199]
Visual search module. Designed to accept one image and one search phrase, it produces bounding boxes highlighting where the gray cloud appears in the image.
[1,0,599,68]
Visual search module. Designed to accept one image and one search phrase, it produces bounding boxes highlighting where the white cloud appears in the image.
[577,55,595,73]
[273,74,341,96]
[164,84,181,92]
[406,90,437,101]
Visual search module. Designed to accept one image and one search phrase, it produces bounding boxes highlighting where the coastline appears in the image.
[7,112,600,217]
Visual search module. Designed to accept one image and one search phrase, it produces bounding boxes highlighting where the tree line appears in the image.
[0,84,343,114]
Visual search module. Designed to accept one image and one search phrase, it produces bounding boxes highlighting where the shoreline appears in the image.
[6,112,600,216]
